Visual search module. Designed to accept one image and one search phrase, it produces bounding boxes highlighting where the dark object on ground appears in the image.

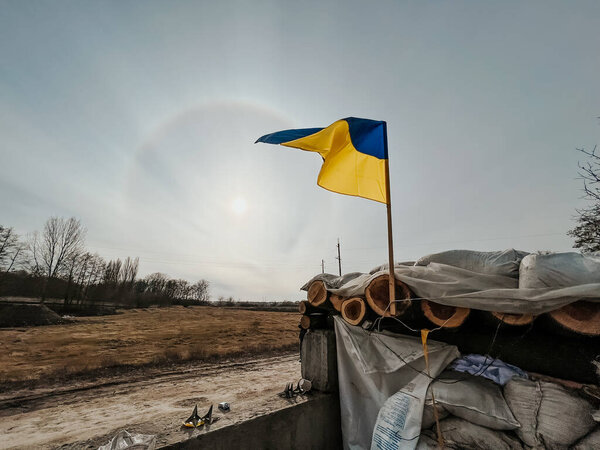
[183,404,216,428]
[0,303,68,327]
[218,402,230,412]
[278,379,312,398]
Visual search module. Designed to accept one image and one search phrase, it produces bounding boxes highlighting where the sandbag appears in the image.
[427,417,523,450]
[519,252,600,288]
[427,371,519,430]
[503,378,596,449]
[421,403,449,429]
[572,427,600,450]
[415,249,529,278]
[415,432,439,449]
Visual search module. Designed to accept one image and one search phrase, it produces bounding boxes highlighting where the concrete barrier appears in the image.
[164,392,342,450]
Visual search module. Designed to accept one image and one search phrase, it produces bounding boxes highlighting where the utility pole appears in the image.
[321,259,325,274]
[336,238,342,276]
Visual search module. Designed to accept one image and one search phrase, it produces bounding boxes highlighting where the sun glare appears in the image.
[231,197,248,215]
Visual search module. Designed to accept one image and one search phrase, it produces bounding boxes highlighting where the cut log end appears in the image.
[491,311,535,326]
[307,280,328,307]
[300,315,310,329]
[341,297,367,326]
[365,274,412,317]
[549,301,600,336]
[299,300,308,315]
[329,294,345,312]
[421,300,470,328]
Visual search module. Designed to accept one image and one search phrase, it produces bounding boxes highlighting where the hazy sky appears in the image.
[1,1,599,301]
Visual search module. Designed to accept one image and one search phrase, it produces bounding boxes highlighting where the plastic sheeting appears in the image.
[97,430,156,450]
[449,354,527,385]
[415,249,529,278]
[303,262,600,315]
[334,317,459,450]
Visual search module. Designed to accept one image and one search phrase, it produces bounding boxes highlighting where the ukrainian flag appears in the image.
[256,117,389,204]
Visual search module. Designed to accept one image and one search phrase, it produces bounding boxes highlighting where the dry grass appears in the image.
[0,306,299,383]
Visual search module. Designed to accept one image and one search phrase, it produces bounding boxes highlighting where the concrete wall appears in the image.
[164,393,342,450]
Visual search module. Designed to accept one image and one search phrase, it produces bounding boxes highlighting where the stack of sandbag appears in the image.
[419,371,522,449]
[417,371,599,450]
[418,418,523,450]
[519,252,600,288]
[415,249,529,278]
[503,377,597,449]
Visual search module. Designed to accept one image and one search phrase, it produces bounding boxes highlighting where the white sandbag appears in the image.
[415,432,439,450]
[519,252,600,288]
[421,403,449,429]
[503,378,596,449]
[434,417,523,450]
[572,427,600,450]
[98,430,156,450]
[426,371,519,430]
[415,249,529,278]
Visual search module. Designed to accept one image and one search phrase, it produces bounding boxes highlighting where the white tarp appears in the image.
[304,262,600,315]
[334,317,459,450]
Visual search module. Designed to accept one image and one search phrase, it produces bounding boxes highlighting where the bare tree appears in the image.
[568,145,600,252]
[28,217,86,300]
[119,257,139,287]
[0,226,26,273]
[191,279,210,303]
[30,217,86,279]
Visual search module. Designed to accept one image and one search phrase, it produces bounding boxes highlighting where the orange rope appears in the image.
[421,329,444,449]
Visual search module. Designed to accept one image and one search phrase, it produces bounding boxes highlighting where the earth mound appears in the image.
[0,303,69,327]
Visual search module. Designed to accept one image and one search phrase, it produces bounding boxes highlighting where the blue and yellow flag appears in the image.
[256,117,389,204]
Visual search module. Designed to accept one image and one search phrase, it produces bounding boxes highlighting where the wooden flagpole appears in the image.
[383,123,396,316]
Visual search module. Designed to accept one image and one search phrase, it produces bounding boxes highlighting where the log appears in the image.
[307,280,328,307]
[375,312,600,384]
[421,300,470,329]
[490,312,535,327]
[299,314,330,330]
[365,274,412,317]
[298,300,326,315]
[329,294,345,312]
[547,301,600,337]
[341,297,370,326]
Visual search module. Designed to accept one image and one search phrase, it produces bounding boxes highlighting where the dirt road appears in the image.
[0,353,301,449]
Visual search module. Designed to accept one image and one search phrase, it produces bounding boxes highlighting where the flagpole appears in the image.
[383,124,396,316]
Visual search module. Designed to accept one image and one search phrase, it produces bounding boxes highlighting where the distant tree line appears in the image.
[0,217,210,307]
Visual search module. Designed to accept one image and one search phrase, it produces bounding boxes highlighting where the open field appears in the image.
[0,306,300,383]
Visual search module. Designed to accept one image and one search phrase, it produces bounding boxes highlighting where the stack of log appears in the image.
[300,273,599,337]
[299,273,600,384]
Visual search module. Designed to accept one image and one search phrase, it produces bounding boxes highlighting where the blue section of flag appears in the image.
[345,117,387,159]
[255,118,387,159]
[254,127,323,145]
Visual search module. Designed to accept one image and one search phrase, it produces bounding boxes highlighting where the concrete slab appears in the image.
[301,329,338,393]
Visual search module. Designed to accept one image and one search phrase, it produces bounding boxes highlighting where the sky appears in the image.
[1,1,599,301]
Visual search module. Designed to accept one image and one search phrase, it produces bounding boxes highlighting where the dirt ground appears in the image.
[0,353,302,449]
[0,306,299,383]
